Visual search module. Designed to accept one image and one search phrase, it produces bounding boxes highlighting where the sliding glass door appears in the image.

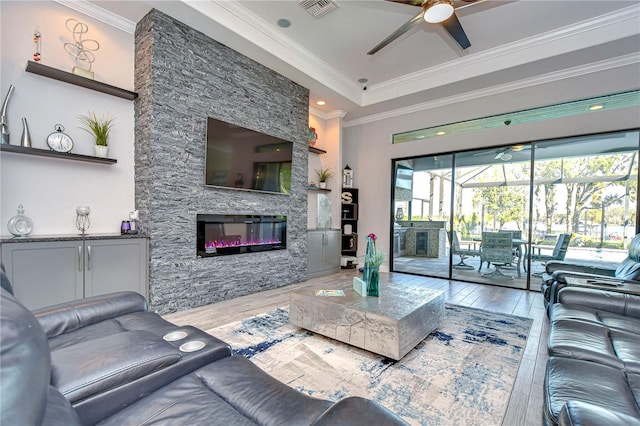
[391,130,639,290]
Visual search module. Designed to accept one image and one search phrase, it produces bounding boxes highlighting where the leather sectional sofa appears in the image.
[0,268,407,426]
[541,233,640,314]
[543,286,640,425]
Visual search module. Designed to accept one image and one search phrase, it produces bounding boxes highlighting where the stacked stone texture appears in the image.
[135,9,309,314]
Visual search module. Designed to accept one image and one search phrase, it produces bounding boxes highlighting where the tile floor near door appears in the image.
[164,270,549,426]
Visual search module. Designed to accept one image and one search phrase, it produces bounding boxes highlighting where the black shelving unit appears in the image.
[0,145,117,165]
[341,188,359,259]
[25,61,138,100]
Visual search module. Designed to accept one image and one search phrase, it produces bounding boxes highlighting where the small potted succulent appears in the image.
[315,167,334,189]
[78,112,114,158]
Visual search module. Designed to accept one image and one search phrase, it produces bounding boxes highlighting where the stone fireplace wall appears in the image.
[134,10,309,314]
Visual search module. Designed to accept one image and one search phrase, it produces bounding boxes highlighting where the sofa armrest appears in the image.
[559,401,640,426]
[34,291,148,338]
[311,397,408,426]
[556,287,640,319]
[545,261,616,277]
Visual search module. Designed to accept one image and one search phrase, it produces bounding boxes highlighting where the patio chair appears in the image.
[451,231,480,269]
[527,233,572,271]
[478,231,514,279]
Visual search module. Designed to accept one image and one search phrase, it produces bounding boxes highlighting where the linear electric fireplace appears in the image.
[197,214,287,257]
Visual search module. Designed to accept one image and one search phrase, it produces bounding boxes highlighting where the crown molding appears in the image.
[54,0,136,34]
[310,107,348,120]
[344,53,640,128]
[182,0,362,103]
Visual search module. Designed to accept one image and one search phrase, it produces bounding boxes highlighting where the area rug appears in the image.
[209,304,532,425]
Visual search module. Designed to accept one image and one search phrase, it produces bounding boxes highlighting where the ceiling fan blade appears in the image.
[367,10,425,55]
[441,13,471,50]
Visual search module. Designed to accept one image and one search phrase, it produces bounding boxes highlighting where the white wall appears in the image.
[0,1,135,235]
[307,113,342,230]
[343,65,640,264]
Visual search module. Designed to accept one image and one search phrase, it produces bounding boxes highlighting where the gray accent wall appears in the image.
[134,9,309,314]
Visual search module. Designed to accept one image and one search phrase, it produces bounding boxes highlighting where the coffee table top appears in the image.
[290,281,444,321]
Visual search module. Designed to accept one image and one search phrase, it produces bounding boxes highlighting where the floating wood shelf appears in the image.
[308,146,326,154]
[308,186,330,192]
[0,145,117,165]
[26,61,137,100]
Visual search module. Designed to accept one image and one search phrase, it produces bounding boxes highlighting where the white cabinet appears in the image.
[1,237,148,310]
[307,230,340,279]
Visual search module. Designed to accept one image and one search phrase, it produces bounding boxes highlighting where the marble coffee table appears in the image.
[289,281,445,360]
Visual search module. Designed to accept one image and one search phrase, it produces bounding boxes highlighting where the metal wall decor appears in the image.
[64,19,100,79]
[1,84,15,145]
[20,118,32,147]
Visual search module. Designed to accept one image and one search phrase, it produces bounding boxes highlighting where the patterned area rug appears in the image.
[210,304,532,425]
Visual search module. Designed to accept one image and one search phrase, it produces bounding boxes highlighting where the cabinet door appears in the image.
[84,239,148,298]
[307,232,325,275]
[1,241,84,310]
[324,230,341,271]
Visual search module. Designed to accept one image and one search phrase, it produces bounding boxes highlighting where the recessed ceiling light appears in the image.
[316,100,326,106]
[436,131,446,136]
[589,104,604,111]
[277,18,291,28]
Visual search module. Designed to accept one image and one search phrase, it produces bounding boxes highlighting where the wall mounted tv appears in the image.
[205,117,293,195]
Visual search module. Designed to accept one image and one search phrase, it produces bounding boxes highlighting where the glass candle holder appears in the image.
[76,206,90,234]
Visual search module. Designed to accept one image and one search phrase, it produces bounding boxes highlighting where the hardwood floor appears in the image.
[163,269,549,426]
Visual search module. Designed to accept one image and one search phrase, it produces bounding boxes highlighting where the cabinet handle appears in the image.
[78,246,82,271]
[87,245,91,270]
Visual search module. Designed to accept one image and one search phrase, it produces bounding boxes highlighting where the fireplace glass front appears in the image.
[197,214,286,257]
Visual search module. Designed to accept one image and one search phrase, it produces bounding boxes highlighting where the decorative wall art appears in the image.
[64,18,100,79]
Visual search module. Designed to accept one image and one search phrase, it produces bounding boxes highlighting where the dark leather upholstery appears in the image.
[541,233,640,313]
[543,286,640,425]
[559,401,640,426]
[0,287,81,426]
[0,268,408,426]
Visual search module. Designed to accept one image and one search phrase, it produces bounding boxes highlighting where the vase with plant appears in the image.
[315,167,334,189]
[78,112,114,158]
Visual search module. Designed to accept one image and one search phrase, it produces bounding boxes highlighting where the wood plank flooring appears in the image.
[163,269,549,426]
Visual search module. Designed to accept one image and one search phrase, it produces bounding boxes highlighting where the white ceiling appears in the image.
[78,0,640,124]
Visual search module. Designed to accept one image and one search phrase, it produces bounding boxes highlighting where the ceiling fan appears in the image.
[367,0,483,55]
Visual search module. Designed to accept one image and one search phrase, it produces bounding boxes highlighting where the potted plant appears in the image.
[315,167,334,189]
[78,112,114,158]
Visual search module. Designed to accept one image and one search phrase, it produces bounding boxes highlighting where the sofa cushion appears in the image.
[559,401,640,426]
[97,356,335,426]
[551,303,640,332]
[51,330,182,403]
[544,357,640,425]
[34,291,148,338]
[47,311,179,351]
[548,319,640,373]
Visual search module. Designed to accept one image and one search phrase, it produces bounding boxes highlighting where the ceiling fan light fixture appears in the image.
[423,0,454,24]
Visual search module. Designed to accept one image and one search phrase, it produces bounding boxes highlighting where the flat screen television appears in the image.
[205,117,293,195]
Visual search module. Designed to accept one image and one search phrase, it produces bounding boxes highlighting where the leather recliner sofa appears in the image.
[0,270,407,425]
[540,233,640,313]
[543,286,640,425]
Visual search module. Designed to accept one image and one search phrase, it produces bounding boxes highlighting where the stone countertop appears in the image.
[1,233,148,244]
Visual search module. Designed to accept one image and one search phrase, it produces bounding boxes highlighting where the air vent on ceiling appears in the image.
[298,0,338,18]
